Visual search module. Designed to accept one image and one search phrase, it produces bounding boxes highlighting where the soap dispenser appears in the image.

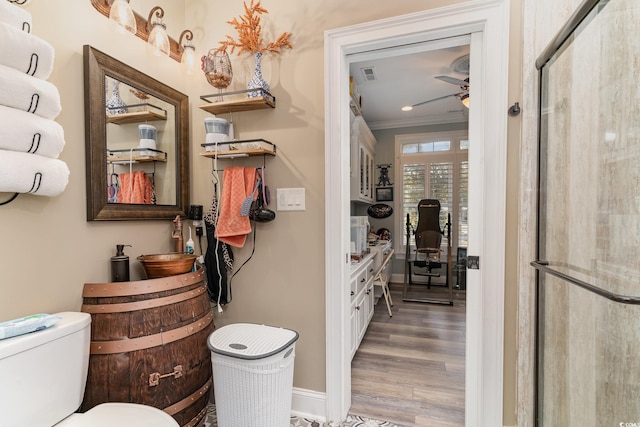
[185,227,195,254]
[111,244,131,282]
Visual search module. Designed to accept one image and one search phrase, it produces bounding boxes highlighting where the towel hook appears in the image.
[508,102,521,117]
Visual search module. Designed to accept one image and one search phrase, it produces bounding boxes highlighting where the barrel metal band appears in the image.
[182,405,208,427]
[82,268,204,298]
[163,377,213,416]
[90,311,214,354]
[81,285,206,314]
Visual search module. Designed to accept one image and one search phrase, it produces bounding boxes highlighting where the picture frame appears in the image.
[375,187,393,202]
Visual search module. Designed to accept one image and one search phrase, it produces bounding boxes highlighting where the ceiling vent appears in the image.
[361,66,376,81]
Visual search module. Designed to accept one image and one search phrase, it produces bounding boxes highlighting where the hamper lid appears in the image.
[208,323,298,360]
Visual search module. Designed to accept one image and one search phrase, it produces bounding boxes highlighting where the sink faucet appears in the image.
[172,215,183,253]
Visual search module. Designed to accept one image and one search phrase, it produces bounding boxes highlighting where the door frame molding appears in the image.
[324,1,510,425]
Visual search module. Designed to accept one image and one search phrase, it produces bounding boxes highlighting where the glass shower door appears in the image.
[533,0,640,425]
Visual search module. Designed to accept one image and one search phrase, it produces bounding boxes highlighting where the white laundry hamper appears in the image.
[208,323,299,427]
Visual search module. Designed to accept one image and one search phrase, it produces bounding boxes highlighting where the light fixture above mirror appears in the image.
[108,0,136,35]
[178,30,196,75]
[146,6,170,56]
[91,0,194,64]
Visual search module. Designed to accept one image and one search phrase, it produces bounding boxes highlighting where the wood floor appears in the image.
[350,280,466,427]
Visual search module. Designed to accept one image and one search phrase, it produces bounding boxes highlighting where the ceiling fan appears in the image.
[405,75,470,109]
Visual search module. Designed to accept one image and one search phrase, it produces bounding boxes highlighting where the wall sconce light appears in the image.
[90,0,191,64]
[108,0,136,35]
[179,30,196,75]
[146,6,170,56]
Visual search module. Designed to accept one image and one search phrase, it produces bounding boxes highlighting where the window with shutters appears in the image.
[395,131,468,256]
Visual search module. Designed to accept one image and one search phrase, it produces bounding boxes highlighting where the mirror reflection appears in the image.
[84,45,189,221]
[105,76,176,205]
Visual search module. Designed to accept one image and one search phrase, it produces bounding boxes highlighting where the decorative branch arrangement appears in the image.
[217,0,292,56]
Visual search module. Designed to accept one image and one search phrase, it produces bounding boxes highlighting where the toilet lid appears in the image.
[58,403,179,427]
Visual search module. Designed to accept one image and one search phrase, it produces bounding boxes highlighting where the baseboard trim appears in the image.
[291,387,327,422]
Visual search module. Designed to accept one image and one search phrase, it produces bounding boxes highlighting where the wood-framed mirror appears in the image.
[83,45,189,221]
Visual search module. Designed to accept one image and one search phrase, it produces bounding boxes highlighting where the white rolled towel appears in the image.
[0,149,69,197]
[0,105,65,158]
[0,22,54,79]
[0,0,31,33]
[0,64,61,119]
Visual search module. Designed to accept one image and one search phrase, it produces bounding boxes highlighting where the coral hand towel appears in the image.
[215,166,258,248]
[118,171,153,204]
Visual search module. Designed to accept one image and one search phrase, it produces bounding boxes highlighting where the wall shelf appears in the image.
[106,106,167,125]
[108,148,167,164]
[200,139,276,159]
[199,89,276,115]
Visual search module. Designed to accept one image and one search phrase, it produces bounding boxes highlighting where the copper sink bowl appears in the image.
[137,253,197,279]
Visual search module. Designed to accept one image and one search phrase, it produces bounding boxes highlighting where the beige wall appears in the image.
[0,0,523,424]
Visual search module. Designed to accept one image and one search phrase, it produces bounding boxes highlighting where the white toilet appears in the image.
[0,312,179,427]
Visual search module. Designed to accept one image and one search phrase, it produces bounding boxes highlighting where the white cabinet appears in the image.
[349,290,358,357]
[350,116,377,203]
[363,280,375,331]
[355,289,366,347]
[349,254,376,359]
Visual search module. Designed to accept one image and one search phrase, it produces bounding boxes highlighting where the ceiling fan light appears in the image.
[461,94,470,109]
[401,105,413,112]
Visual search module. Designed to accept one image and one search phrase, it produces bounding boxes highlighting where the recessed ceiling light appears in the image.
[401,106,413,112]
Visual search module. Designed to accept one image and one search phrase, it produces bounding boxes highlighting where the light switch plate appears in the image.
[277,188,306,211]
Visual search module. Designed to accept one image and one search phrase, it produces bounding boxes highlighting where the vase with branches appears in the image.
[217,0,292,98]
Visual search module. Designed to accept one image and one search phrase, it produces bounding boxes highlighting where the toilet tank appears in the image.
[0,312,91,427]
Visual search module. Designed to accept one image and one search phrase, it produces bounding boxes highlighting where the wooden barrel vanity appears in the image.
[80,268,214,427]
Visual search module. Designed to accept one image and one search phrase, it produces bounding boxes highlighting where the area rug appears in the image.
[203,403,406,426]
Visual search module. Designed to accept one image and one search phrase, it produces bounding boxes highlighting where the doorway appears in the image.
[324,2,510,426]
